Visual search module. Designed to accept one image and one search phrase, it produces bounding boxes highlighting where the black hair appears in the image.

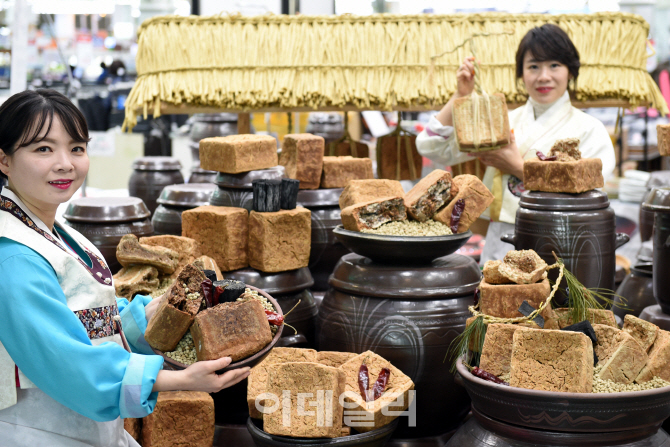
[0,89,89,179]
[515,24,580,81]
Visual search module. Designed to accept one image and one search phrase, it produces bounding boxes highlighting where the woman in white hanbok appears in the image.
[416,24,616,264]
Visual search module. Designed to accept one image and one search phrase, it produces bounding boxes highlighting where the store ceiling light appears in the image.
[31,0,115,15]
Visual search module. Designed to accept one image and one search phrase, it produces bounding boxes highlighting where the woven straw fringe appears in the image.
[123,12,667,130]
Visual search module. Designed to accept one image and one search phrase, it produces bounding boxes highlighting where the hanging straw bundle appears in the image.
[123,12,667,131]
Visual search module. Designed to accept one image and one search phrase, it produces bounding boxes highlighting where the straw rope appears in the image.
[123,12,667,130]
[469,262,564,325]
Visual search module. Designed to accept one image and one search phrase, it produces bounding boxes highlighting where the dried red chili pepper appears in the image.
[450,199,466,233]
[358,363,370,401]
[200,279,213,308]
[264,309,284,326]
[536,151,557,162]
[372,367,391,400]
[212,285,223,306]
[471,367,509,385]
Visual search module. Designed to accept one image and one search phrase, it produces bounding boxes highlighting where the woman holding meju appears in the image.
[0,89,250,446]
[416,24,616,264]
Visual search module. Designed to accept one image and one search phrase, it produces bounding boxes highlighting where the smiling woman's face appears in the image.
[0,114,89,216]
[522,51,571,105]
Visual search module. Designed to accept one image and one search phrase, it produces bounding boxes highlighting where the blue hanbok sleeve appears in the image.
[116,294,156,355]
[0,240,164,421]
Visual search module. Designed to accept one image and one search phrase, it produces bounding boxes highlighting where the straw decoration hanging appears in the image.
[123,12,667,131]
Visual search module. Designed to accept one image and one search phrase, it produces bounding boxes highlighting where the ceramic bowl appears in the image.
[333,225,471,264]
[152,285,283,374]
[246,417,398,447]
[456,357,670,433]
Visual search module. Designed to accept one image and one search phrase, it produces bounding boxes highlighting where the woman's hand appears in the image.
[456,56,476,98]
[144,295,163,322]
[153,357,251,393]
[469,130,524,179]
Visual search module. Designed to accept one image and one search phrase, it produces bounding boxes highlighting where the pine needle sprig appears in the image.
[446,315,487,373]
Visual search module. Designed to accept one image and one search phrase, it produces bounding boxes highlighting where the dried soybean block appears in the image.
[248,208,311,273]
[479,278,552,320]
[554,308,618,329]
[433,174,494,233]
[510,328,594,393]
[376,133,422,180]
[453,93,510,151]
[320,156,374,189]
[598,331,648,384]
[523,157,603,193]
[593,324,622,366]
[479,324,521,377]
[199,134,278,174]
[498,250,548,285]
[113,265,160,300]
[116,234,179,274]
[404,169,454,222]
[339,179,406,210]
[140,235,200,281]
[264,362,345,438]
[317,351,358,368]
[144,264,206,351]
[279,133,325,190]
[340,426,352,437]
[182,205,248,272]
[623,314,659,352]
[124,418,141,442]
[482,260,512,284]
[658,124,670,156]
[341,197,406,232]
[141,391,214,447]
[636,329,670,382]
[339,351,415,433]
[247,348,318,419]
[190,299,272,362]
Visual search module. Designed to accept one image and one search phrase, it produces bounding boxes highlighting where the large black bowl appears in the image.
[152,285,284,374]
[456,357,670,433]
[246,417,398,447]
[333,225,472,264]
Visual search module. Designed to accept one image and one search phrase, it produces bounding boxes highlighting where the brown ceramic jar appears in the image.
[614,263,655,318]
[128,156,184,215]
[642,187,670,313]
[501,190,629,302]
[209,167,286,210]
[62,197,153,274]
[297,188,351,291]
[318,253,481,440]
[152,183,216,235]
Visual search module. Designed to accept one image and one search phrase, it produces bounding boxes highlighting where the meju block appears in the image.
[433,174,494,233]
[510,328,594,393]
[248,208,311,273]
[279,133,325,190]
[320,156,374,189]
[338,179,405,210]
[199,134,278,174]
[141,391,214,447]
[181,205,249,272]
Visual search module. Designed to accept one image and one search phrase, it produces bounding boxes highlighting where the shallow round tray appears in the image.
[333,225,472,264]
[246,417,398,447]
[152,285,283,374]
[456,357,670,433]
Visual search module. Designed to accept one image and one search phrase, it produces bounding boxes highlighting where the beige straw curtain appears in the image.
[123,12,667,130]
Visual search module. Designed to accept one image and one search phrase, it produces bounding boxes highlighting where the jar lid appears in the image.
[329,253,480,299]
[132,156,182,171]
[519,190,609,211]
[192,113,238,123]
[63,197,150,223]
[215,166,286,189]
[297,188,343,207]
[225,267,314,294]
[642,187,670,212]
[156,183,216,207]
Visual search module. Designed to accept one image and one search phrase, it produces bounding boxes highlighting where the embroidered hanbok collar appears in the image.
[0,190,113,287]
